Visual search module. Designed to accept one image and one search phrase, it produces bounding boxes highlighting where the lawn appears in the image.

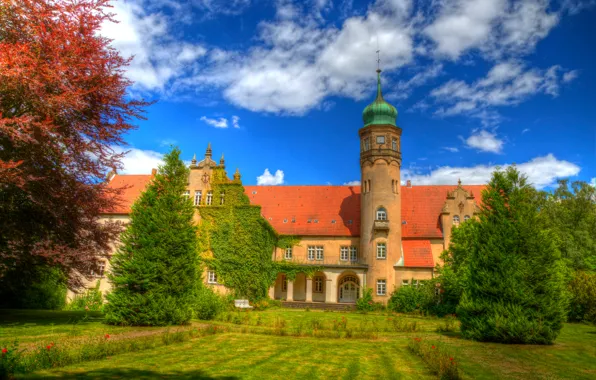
[2,309,596,379]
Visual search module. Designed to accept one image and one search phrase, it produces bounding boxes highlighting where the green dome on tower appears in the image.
[362,69,398,127]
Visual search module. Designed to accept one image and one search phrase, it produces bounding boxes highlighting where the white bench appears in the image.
[234,299,253,309]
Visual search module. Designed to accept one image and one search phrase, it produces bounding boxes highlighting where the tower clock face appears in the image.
[376,136,385,144]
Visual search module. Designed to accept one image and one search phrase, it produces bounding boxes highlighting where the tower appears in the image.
[360,69,402,301]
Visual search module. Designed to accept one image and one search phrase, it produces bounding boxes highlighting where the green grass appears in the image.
[2,309,596,379]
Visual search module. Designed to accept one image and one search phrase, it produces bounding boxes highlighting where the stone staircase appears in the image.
[281,301,356,311]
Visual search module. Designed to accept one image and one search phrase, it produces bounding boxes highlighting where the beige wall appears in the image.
[275,236,362,266]
[394,268,434,291]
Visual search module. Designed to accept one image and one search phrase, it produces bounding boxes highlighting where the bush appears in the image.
[0,265,67,310]
[388,285,424,313]
[65,281,103,312]
[193,286,227,320]
[568,271,596,324]
[356,288,385,312]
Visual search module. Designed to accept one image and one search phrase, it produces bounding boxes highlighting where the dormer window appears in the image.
[206,191,213,205]
[464,215,470,222]
[194,190,202,206]
[376,207,387,221]
[453,215,460,227]
[376,136,385,145]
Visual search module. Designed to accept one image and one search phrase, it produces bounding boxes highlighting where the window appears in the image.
[281,275,287,291]
[308,246,315,260]
[206,191,213,205]
[350,246,358,262]
[316,246,324,260]
[314,276,324,293]
[376,242,387,259]
[376,135,385,144]
[207,271,218,284]
[392,138,397,151]
[364,137,370,151]
[377,279,387,296]
[376,207,387,220]
[194,190,202,206]
[340,246,349,261]
[220,191,225,205]
[453,215,460,227]
[91,261,105,278]
[464,215,470,222]
[413,279,420,288]
[284,248,292,260]
[183,190,190,199]
[402,279,409,286]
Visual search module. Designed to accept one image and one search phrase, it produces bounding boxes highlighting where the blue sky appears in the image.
[102,0,596,189]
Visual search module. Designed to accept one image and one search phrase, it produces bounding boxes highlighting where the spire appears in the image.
[220,153,225,165]
[205,143,212,158]
[191,153,197,166]
[375,68,383,101]
[234,168,241,181]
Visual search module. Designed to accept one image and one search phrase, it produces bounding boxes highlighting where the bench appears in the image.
[234,299,253,309]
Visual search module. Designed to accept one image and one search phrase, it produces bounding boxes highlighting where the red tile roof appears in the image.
[402,240,434,268]
[103,174,153,214]
[401,185,485,238]
[244,186,361,236]
[102,175,485,238]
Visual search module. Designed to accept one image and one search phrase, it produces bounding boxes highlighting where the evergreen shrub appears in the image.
[105,147,200,326]
[457,167,568,344]
[193,286,228,320]
[356,288,385,312]
[388,284,424,313]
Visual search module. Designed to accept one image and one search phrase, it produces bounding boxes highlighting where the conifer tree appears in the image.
[457,167,568,344]
[105,147,199,326]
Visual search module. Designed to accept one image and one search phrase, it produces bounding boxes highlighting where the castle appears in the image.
[86,70,484,304]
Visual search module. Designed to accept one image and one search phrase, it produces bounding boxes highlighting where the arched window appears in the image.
[453,215,460,227]
[376,207,387,221]
[464,215,470,222]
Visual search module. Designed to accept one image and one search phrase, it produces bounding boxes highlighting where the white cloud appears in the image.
[563,70,579,82]
[443,146,459,152]
[232,116,240,128]
[522,128,530,134]
[343,180,361,186]
[101,0,207,91]
[112,146,163,174]
[424,0,559,60]
[257,169,285,185]
[590,178,596,187]
[431,61,575,125]
[464,130,504,153]
[200,116,228,128]
[402,153,580,189]
[387,63,444,100]
[194,0,251,17]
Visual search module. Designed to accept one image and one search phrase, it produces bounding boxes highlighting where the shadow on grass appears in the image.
[18,368,239,379]
[0,309,104,327]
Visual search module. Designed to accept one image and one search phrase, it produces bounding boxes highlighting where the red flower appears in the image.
[431,345,436,349]
[105,334,110,339]
[46,345,52,350]
[450,357,454,361]
[1,348,7,355]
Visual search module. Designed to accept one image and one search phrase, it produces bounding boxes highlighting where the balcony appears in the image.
[374,220,390,231]
[278,256,368,268]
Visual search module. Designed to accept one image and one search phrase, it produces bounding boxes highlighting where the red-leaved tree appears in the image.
[0,0,149,286]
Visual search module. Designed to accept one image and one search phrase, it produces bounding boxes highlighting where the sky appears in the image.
[101,0,596,189]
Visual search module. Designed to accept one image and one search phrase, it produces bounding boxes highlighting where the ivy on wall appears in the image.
[197,175,321,300]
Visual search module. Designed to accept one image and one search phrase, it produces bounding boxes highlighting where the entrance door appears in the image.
[340,282,358,303]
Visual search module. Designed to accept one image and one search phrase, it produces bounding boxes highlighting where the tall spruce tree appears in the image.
[105,147,199,326]
[457,167,568,344]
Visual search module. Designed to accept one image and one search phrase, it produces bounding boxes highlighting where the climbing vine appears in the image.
[197,175,321,300]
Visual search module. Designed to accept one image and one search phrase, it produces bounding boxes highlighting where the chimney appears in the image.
[151,168,157,178]
[406,180,412,188]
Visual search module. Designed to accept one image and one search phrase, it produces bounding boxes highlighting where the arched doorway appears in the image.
[338,274,360,303]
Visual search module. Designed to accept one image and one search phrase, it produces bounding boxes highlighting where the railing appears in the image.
[277,256,368,267]
[374,220,390,230]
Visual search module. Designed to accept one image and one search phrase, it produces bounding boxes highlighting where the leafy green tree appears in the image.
[105,147,199,326]
[457,167,568,344]
[567,271,596,324]
[539,180,596,272]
